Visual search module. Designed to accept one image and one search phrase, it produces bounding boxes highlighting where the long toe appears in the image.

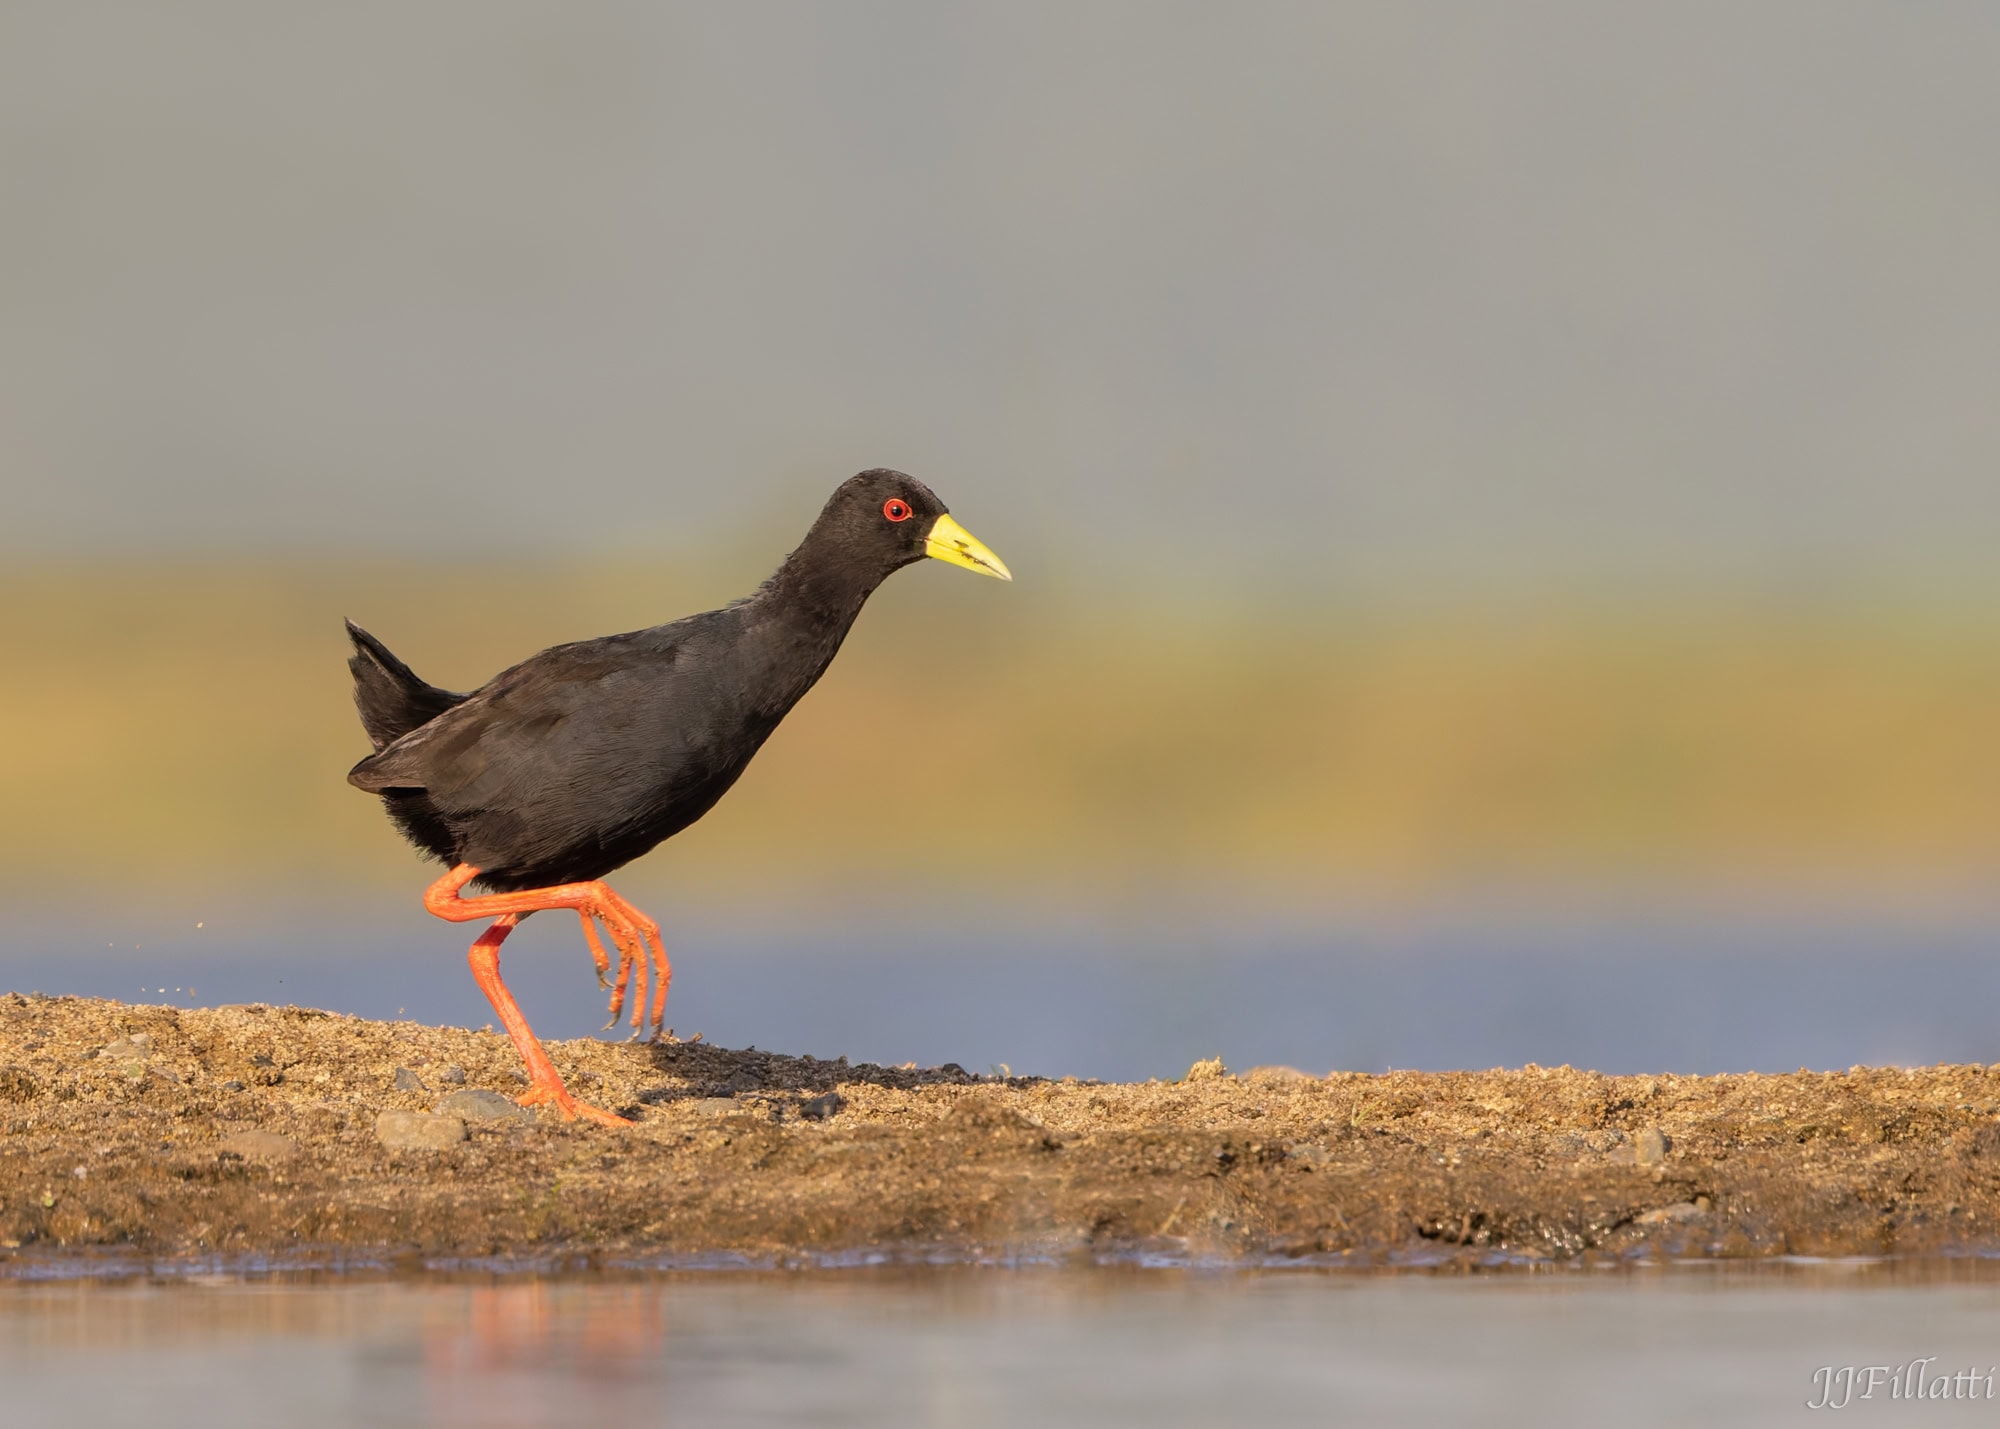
[516,1080,633,1128]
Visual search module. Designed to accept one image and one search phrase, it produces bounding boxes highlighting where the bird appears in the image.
[345,469,1011,1126]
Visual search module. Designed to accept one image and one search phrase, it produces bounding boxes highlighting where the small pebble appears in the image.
[1634,1128,1670,1164]
[1636,1201,1704,1224]
[438,1065,466,1085]
[392,1067,428,1093]
[800,1092,846,1122]
[375,1111,467,1150]
[218,1130,301,1162]
[218,1079,245,1092]
[435,1088,534,1125]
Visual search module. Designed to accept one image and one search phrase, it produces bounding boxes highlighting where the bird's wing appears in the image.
[344,632,679,808]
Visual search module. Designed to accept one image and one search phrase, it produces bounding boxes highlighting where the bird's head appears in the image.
[815,469,1013,583]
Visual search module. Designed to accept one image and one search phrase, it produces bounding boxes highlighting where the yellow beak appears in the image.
[924,513,1013,581]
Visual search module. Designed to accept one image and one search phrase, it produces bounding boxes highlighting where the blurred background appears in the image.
[5,2,1999,1080]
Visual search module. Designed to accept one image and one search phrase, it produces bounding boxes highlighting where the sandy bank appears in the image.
[2,993,1996,1270]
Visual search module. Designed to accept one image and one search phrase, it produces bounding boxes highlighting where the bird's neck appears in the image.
[751,535,886,656]
[757,527,891,630]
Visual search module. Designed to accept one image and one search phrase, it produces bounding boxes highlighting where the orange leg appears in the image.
[428,864,674,1040]
[425,864,669,1127]
[459,914,627,1125]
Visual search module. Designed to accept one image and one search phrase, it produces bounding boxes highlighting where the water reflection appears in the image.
[411,1283,673,1420]
[7,1264,2000,1427]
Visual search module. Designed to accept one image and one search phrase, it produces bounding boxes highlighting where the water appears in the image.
[8,906,2000,1425]
[4,899,1998,1080]
[4,1264,2000,1427]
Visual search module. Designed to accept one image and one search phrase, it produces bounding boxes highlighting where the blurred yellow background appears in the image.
[7,558,1997,905]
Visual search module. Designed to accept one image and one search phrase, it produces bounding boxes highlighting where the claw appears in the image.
[577,912,615,988]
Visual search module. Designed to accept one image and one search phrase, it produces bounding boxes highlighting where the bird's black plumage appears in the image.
[347,469,992,892]
[345,618,467,751]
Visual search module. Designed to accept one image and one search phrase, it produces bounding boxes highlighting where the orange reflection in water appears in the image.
[421,1282,670,1375]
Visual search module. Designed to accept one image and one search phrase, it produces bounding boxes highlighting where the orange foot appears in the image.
[518,1076,632,1128]
[584,891,672,1042]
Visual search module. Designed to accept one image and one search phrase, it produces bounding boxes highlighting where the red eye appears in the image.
[883,498,912,522]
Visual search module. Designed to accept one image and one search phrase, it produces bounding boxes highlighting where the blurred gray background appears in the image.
[7,2,2000,594]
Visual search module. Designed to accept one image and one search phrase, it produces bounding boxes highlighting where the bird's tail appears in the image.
[344,618,466,751]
